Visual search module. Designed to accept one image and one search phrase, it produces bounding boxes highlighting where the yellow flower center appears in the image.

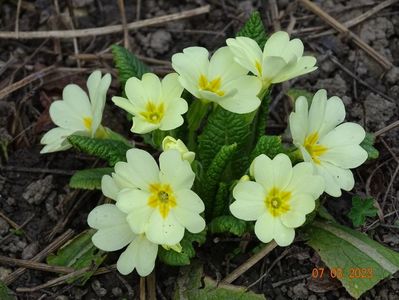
[198,74,225,96]
[148,183,177,219]
[140,101,165,124]
[304,132,328,164]
[265,187,291,217]
[255,60,262,75]
[83,117,92,130]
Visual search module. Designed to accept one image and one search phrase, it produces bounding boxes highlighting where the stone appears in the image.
[22,175,53,205]
[150,30,172,55]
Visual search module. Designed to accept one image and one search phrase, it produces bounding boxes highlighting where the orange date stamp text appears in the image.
[311,267,373,280]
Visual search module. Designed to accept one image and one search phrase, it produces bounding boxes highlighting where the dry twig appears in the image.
[299,0,393,70]
[309,0,399,39]
[222,241,278,284]
[0,6,210,39]
[4,229,75,285]
[0,65,55,100]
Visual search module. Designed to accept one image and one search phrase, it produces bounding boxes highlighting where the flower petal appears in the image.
[289,96,309,144]
[272,56,317,83]
[320,122,366,147]
[131,117,160,134]
[317,96,345,138]
[62,84,92,118]
[101,175,119,200]
[254,213,274,243]
[308,89,327,134]
[208,46,248,82]
[231,181,265,220]
[226,36,263,76]
[280,210,306,228]
[87,204,128,229]
[174,189,204,213]
[40,127,74,153]
[125,149,160,190]
[159,150,195,190]
[88,71,111,132]
[172,47,209,93]
[271,153,293,189]
[162,73,184,101]
[263,31,290,57]
[92,224,135,251]
[289,193,316,215]
[49,100,87,131]
[113,161,139,190]
[117,235,158,276]
[315,162,354,197]
[253,154,274,191]
[116,189,150,214]
[173,207,205,233]
[126,205,153,234]
[286,162,324,198]
[146,211,185,245]
[321,145,368,169]
[272,218,295,246]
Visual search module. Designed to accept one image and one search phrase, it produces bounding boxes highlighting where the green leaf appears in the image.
[111,45,150,86]
[158,230,206,266]
[47,230,106,285]
[209,215,247,236]
[174,262,265,300]
[306,220,399,299]
[360,132,379,160]
[201,144,237,220]
[198,107,250,171]
[286,88,314,106]
[68,135,132,166]
[250,135,284,162]
[252,94,270,141]
[0,280,15,300]
[69,167,113,190]
[347,196,378,227]
[236,11,268,49]
[211,182,230,218]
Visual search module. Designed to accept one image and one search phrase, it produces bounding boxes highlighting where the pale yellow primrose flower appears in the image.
[114,148,205,245]
[162,136,195,163]
[171,46,262,114]
[230,154,324,247]
[289,89,368,197]
[226,32,317,89]
[40,70,111,153]
[112,73,188,134]
[88,204,158,276]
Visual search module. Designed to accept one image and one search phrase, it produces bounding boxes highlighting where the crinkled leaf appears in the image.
[250,135,284,162]
[201,144,237,220]
[0,281,15,300]
[211,182,230,218]
[209,215,247,236]
[68,135,132,166]
[69,167,113,190]
[347,196,378,227]
[198,107,250,171]
[236,11,268,49]
[158,231,206,266]
[286,88,314,106]
[306,220,399,299]
[174,262,265,300]
[360,132,379,160]
[47,230,106,285]
[252,94,270,141]
[111,44,150,86]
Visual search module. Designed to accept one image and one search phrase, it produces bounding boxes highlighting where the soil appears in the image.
[1,0,399,299]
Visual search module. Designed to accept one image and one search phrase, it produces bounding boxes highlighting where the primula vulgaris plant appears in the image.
[40,12,399,299]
